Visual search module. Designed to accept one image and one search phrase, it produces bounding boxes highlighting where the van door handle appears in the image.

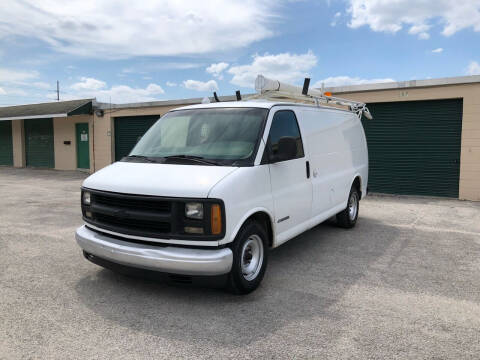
[306,161,310,179]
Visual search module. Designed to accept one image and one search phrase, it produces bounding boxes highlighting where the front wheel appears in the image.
[336,186,360,228]
[227,221,268,294]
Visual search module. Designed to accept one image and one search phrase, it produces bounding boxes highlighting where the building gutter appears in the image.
[324,75,480,94]
[0,113,68,121]
[95,95,240,110]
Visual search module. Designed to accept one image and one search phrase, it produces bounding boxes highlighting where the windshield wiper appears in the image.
[124,155,161,163]
[163,155,223,166]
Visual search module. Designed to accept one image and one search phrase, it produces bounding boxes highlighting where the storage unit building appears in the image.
[0,120,13,166]
[361,99,463,197]
[1,75,479,201]
[328,75,480,200]
[24,118,55,168]
[114,115,159,161]
[0,99,94,171]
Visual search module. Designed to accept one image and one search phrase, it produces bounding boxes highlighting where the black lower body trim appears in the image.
[83,251,228,288]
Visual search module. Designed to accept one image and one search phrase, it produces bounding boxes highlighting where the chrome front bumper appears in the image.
[75,225,233,276]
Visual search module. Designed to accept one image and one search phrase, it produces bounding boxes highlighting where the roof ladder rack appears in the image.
[248,75,373,120]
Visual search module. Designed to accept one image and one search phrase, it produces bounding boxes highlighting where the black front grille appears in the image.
[84,191,175,238]
[93,193,171,212]
[94,213,171,234]
[81,188,226,241]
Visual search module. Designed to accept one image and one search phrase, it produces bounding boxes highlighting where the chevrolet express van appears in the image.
[76,79,369,294]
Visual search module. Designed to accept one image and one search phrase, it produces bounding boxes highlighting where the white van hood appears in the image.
[82,162,237,198]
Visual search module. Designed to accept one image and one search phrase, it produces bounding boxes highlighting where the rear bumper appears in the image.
[75,225,233,276]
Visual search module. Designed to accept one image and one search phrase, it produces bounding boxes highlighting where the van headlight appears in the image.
[82,191,91,205]
[185,202,203,219]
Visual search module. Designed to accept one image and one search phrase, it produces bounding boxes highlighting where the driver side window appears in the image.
[265,110,304,162]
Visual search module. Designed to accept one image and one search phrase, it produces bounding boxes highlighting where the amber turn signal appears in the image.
[211,204,222,235]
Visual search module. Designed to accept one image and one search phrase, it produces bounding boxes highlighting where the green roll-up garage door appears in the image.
[0,120,13,166]
[24,118,55,168]
[114,115,159,161]
[362,99,462,198]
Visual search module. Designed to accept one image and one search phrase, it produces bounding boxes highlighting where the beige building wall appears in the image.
[53,115,93,172]
[93,104,183,171]
[11,120,25,167]
[334,82,480,201]
[91,111,111,172]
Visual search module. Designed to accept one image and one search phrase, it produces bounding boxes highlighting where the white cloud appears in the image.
[121,63,203,77]
[166,81,177,87]
[154,63,204,70]
[466,61,480,75]
[32,82,51,90]
[347,0,480,39]
[0,68,49,98]
[95,84,165,103]
[69,77,165,103]
[408,24,430,39]
[331,12,342,27]
[312,76,395,88]
[0,0,280,58]
[145,84,165,94]
[71,77,107,91]
[183,79,218,92]
[0,68,38,84]
[0,87,6,95]
[121,68,137,74]
[2,88,28,97]
[206,62,229,79]
[417,32,430,40]
[432,48,443,53]
[228,51,317,88]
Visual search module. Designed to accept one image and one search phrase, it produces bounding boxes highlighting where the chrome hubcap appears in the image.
[348,192,358,221]
[241,235,264,281]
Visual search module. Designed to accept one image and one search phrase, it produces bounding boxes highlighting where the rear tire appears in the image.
[336,186,360,228]
[226,220,268,295]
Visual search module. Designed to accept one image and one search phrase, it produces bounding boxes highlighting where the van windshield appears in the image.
[127,107,268,166]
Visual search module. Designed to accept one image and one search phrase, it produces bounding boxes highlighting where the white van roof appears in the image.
[175,100,273,111]
[174,100,351,113]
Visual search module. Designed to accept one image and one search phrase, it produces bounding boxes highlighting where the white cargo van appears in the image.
[76,76,370,294]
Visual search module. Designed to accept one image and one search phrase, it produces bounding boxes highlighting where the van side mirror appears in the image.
[271,136,297,163]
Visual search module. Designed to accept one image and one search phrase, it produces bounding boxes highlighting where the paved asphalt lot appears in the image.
[1,168,480,359]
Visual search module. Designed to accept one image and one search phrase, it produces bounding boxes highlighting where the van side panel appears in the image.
[208,165,275,246]
[300,109,368,219]
[300,109,341,216]
[357,121,369,198]
[335,112,368,205]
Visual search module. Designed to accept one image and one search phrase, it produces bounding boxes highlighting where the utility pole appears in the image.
[56,80,59,101]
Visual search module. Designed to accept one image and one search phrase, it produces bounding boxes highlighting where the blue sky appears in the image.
[1,0,479,105]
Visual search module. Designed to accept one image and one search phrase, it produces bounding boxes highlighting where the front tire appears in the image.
[227,221,268,294]
[336,186,360,228]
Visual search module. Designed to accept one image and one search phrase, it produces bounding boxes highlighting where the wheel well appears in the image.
[353,176,362,197]
[247,212,273,248]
